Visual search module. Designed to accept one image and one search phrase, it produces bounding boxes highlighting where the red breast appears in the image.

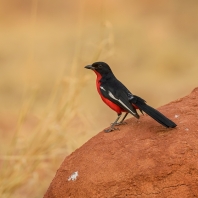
[94,70,125,114]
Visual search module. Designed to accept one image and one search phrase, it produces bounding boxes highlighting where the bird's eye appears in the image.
[98,65,102,68]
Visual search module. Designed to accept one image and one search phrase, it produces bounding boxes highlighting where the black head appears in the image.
[84,62,113,75]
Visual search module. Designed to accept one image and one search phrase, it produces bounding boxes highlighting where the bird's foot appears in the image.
[111,121,127,126]
[104,127,120,133]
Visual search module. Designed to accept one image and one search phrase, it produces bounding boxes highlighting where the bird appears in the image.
[84,62,177,132]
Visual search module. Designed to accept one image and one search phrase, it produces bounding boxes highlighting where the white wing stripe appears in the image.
[100,86,106,91]
[108,91,136,115]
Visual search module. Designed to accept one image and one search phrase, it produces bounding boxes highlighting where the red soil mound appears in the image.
[44,88,198,198]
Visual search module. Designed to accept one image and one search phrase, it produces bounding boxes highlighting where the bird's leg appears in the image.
[115,113,129,125]
[139,109,144,115]
[105,113,121,133]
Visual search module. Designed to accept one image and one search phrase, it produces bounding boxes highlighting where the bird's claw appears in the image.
[111,122,127,126]
[104,127,120,133]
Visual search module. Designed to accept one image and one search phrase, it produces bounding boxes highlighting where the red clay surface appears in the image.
[44,88,198,198]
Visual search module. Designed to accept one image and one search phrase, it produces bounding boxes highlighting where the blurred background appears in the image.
[0,0,198,197]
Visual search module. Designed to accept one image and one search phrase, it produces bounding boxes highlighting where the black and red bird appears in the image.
[85,62,177,132]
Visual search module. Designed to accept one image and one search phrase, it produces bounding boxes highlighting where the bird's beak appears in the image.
[84,65,94,70]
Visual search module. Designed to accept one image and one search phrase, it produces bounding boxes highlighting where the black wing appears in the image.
[99,78,139,119]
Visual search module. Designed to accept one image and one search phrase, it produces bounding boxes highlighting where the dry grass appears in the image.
[0,0,198,197]
[0,73,88,198]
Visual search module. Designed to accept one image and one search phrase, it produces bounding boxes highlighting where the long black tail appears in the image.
[131,95,177,128]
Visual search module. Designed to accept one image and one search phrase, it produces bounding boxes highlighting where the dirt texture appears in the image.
[44,88,198,198]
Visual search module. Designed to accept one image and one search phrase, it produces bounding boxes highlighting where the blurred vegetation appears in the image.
[0,0,198,197]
